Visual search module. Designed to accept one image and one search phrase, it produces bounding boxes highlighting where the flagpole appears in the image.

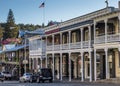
[43,2,45,27]
[39,1,46,28]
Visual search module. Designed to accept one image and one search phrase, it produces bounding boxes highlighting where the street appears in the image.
[0,81,120,86]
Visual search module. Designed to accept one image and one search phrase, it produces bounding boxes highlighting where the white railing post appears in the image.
[88,25,91,48]
[104,19,108,43]
[46,36,47,68]
[52,35,54,51]
[94,21,96,44]
[60,32,62,50]
[69,31,71,49]
[94,49,97,81]
[81,28,83,49]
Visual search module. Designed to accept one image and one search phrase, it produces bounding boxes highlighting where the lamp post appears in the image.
[25,35,26,73]
[23,34,28,74]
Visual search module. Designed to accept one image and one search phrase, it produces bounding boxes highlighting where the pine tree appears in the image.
[0,25,3,39]
[3,9,19,40]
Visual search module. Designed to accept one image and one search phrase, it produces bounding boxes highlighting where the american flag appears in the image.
[39,2,45,8]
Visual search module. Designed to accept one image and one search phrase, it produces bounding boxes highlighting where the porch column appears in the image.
[69,52,71,81]
[94,49,97,81]
[46,36,47,68]
[52,35,54,51]
[80,28,83,49]
[32,58,34,70]
[89,51,92,82]
[52,53,55,80]
[88,26,91,48]
[118,15,120,33]
[60,53,62,81]
[94,21,96,44]
[81,51,84,81]
[40,58,42,68]
[60,32,62,50]
[104,19,108,43]
[105,48,109,79]
[29,58,31,71]
[69,31,71,49]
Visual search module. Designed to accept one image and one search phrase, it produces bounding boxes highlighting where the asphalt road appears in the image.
[0,81,120,86]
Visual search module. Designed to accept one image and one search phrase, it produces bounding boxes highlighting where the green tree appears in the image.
[0,25,3,39]
[3,9,19,40]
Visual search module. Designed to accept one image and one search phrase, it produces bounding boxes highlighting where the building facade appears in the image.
[29,2,120,82]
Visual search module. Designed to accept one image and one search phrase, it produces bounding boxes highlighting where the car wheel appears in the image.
[37,78,40,83]
[42,80,44,83]
[30,79,33,83]
[19,80,21,83]
[49,79,53,83]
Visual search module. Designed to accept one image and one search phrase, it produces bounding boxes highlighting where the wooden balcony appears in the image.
[46,41,93,51]
[95,33,120,44]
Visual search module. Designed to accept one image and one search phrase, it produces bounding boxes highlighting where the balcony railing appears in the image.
[70,42,81,49]
[47,45,53,51]
[83,41,89,48]
[95,33,120,44]
[46,34,120,51]
[62,44,69,50]
[95,35,105,44]
[54,45,60,51]
[46,41,94,51]
[107,34,120,43]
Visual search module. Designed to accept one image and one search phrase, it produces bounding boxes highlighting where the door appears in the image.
[85,61,90,78]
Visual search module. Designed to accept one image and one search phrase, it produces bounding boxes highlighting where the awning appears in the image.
[0,51,4,54]
[4,44,29,52]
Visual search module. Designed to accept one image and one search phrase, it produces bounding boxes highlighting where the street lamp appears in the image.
[23,34,28,74]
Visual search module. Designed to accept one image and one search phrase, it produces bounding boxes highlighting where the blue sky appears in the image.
[0,0,119,25]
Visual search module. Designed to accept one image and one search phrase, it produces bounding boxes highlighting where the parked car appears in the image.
[1,71,12,80]
[19,73,32,83]
[29,73,38,83]
[36,68,53,83]
[0,72,5,82]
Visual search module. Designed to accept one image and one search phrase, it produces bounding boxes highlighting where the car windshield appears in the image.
[2,71,10,74]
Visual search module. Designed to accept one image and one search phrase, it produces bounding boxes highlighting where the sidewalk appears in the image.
[0,80,19,84]
[94,78,120,84]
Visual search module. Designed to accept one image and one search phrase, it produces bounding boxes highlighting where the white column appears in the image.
[94,49,97,81]
[52,53,55,80]
[36,58,38,71]
[94,21,96,44]
[88,26,91,48]
[60,53,62,81]
[40,58,42,68]
[81,52,84,81]
[40,37,43,68]
[69,31,71,49]
[81,28,83,49]
[89,51,92,82]
[104,19,108,43]
[46,36,47,68]
[32,58,34,70]
[60,33,62,50]
[69,52,71,81]
[105,48,109,79]
[29,58,31,70]
[118,15,120,33]
[52,35,54,51]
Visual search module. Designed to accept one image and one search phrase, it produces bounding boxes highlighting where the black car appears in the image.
[29,73,38,83]
[36,68,53,83]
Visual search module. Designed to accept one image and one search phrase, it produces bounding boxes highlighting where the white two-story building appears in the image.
[29,1,120,82]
